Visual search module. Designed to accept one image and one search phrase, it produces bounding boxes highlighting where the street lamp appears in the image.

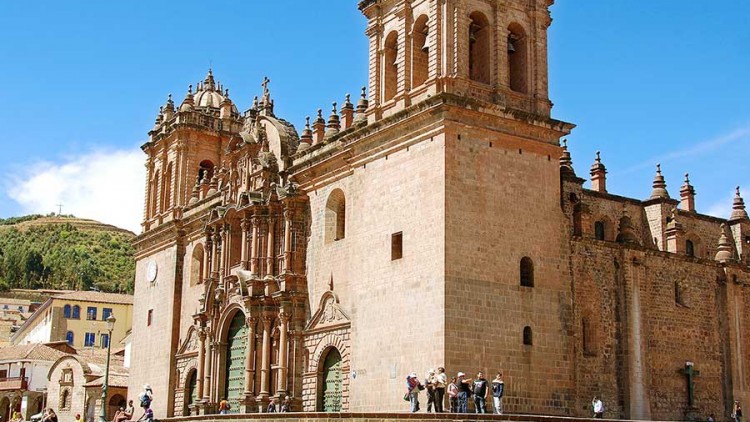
[98,314,116,422]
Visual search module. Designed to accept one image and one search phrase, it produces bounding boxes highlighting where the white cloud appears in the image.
[7,148,145,233]
[705,183,750,220]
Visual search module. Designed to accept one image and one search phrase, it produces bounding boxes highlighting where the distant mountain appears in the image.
[0,215,135,293]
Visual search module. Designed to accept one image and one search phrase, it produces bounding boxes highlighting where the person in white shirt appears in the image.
[592,396,604,418]
[434,367,447,413]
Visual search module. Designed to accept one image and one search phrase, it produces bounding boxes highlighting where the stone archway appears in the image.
[184,369,198,416]
[0,396,10,422]
[108,394,125,420]
[222,311,247,413]
[318,348,343,412]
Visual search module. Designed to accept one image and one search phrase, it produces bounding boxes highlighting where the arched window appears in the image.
[72,305,80,319]
[594,221,605,241]
[507,23,528,93]
[198,160,215,184]
[190,244,205,286]
[520,257,534,287]
[523,326,533,345]
[383,31,399,102]
[162,162,173,211]
[63,305,71,319]
[325,189,346,243]
[411,15,429,88]
[685,240,695,257]
[150,170,160,217]
[582,316,597,356]
[65,331,74,346]
[60,389,69,410]
[469,12,491,85]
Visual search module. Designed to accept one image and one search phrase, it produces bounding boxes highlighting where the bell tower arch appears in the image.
[360,0,554,120]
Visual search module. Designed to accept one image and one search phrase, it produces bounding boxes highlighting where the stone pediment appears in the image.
[305,291,350,332]
[177,325,200,356]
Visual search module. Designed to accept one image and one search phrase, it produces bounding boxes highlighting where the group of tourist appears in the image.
[218,397,291,414]
[405,368,505,414]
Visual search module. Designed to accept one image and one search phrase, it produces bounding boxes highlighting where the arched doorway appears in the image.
[108,394,125,420]
[223,312,247,413]
[318,348,343,412]
[0,396,10,422]
[184,369,197,416]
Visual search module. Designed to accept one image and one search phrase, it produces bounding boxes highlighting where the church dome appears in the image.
[191,69,240,115]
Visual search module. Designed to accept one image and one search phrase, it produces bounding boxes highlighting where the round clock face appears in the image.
[146,261,158,283]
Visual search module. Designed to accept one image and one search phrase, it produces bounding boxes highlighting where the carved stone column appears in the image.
[211,231,221,278]
[259,315,273,397]
[244,316,257,397]
[240,218,250,270]
[266,217,276,276]
[283,210,293,273]
[203,231,213,282]
[276,310,290,395]
[197,328,206,400]
[203,337,213,401]
[250,217,260,275]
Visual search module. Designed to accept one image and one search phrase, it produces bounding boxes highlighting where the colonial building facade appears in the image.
[128,0,750,420]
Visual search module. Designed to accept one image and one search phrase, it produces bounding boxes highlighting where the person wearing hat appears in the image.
[425,370,437,412]
[406,373,423,412]
[434,367,447,413]
[456,372,473,413]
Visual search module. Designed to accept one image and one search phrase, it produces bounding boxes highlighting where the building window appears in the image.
[63,305,71,319]
[469,11,491,84]
[147,309,153,327]
[17,306,22,312]
[198,160,214,184]
[508,23,528,93]
[60,389,70,410]
[411,15,429,88]
[686,240,695,257]
[84,333,95,347]
[325,189,346,243]
[392,232,403,260]
[86,307,97,320]
[523,326,533,345]
[102,308,113,320]
[101,333,110,349]
[582,316,597,356]
[383,31,399,101]
[594,221,605,241]
[72,305,80,319]
[520,257,534,287]
[65,331,74,346]
[191,244,205,286]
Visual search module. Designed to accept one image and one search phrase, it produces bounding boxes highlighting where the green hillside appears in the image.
[0,215,135,293]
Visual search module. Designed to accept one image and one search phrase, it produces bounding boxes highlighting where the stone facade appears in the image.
[128,1,750,420]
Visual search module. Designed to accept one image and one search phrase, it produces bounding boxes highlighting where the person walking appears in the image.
[456,372,472,413]
[472,371,489,414]
[491,372,505,414]
[592,396,604,418]
[434,367,447,413]
[406,373,423,413]
[447,377,459,413]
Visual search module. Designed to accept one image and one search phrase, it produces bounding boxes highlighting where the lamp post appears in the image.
[99,315,116,422]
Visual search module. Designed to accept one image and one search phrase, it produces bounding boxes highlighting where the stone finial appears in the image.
[179,85,195,112]
[188,182,200,205]
[354,86,368,123]
[715,223,735,263]
[680,173,696,212]
[325,102,341,138]
[313,108,326,145]
[649,163,670,200]
[341,93,355,130]
[730,186,749,221]
[616,207,639,245]
[559,139,575,177]
[204,69,216,91]
[299,116,313,148]
[590,150,607,193]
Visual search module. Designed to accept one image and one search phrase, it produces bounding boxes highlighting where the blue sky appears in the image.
[0,1,748,232]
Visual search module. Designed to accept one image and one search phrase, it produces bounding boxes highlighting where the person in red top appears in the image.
[406,373,423,412]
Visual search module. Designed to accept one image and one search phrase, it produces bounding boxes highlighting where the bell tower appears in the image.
[359,0,554,120]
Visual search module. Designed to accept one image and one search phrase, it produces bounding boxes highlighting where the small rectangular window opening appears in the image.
[391,232,403,261]
[147,309,153,327]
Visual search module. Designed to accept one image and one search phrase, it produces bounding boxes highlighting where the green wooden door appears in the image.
[321,349,343,412]
[224,312,247,413]
[186,370,197,414]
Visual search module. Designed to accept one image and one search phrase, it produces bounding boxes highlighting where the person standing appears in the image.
[457,372,472,413]
[406,373,423,413]
[447,377,459,413]
[592,396,604,418]
[491,372,505,414]
[434,367,447,413]
[734,401,743,422]
[472,371,489,414]
[425,370,436,412]
[218,398,230,415]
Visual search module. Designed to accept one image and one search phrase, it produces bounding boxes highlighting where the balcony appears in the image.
[0,377,28,391]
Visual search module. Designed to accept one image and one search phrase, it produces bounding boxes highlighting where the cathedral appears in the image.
[128,0,750,420]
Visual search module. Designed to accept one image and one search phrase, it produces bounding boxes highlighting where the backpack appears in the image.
[140,394,152,409]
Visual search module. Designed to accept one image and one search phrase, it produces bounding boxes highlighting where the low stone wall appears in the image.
[165,413,667,422]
